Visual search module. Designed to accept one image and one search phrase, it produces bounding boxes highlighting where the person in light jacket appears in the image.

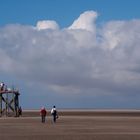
[51,106,58,123]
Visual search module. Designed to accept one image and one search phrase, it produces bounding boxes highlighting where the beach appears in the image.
[0,110,140,140]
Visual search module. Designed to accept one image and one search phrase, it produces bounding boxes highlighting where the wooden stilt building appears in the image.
[0,89,20,117]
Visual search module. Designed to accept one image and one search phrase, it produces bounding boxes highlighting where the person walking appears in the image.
[51,106,58,123]
[40,107,47,123]
[18,106,22,117]
[0,82,5,91]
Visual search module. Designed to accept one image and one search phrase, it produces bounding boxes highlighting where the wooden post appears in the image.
[14,93,19,117]
[0,94,2,116]
[6,92,8,116]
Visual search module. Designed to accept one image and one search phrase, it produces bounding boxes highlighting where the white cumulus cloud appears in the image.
[36,20,59,30]
[68,11,98,32]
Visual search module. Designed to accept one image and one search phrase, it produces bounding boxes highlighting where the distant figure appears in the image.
[40,107,47,123]
[18,106,22,116]
[51,106,58,123]
[0,82,5,91]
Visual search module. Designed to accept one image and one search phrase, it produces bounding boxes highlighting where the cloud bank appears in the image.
[0,10,140,97]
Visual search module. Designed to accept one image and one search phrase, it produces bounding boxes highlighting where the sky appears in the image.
[1,0,140,109]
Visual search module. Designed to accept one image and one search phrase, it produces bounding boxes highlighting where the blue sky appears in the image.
[1,0,140,109]
[1,0,140,27]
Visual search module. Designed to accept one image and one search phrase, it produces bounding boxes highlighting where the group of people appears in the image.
[40,106,58,123]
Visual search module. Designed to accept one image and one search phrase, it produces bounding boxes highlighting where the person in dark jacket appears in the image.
[40,107,47,123]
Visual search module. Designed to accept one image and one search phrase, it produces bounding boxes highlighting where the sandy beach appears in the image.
[0,110,140,140]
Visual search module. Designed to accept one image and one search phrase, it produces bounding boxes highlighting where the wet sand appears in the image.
[0,110,140,140]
